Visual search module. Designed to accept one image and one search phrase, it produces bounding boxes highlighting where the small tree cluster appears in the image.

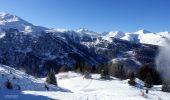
[128,72,136,86]
[99,64,110,79]
[144,72,153,88]
[75,61,90,73]
[91,65,97,73]
[59,65,71,72]
[108,62,127,79]
[46,71,57,86]
[162,80,170,92]
[137,64,161,87]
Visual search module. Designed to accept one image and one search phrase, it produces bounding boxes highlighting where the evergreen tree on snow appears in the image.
[46,71,57,86]
[162,80,170,92]
[144,72,153,88]
[100,64,109,79]
[128,72,136,86]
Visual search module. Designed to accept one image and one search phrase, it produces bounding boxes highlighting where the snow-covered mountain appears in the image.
[103,29,170,45]
[1,12,169,46]
[1,12,170,100]
[0,12,108,76]
[0,12,160,76]
[0,12,47,36]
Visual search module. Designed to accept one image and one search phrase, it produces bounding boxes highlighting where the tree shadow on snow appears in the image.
[0,89,59,100]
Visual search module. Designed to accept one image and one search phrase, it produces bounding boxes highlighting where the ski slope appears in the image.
[24,72,170,100]
[0,65,170,100]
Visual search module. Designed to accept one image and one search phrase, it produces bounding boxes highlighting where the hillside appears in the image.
[0,12,160,77]
[0,64,71,99]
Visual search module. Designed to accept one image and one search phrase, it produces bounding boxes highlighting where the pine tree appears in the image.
[138,64,150,81]
[137,64,162,85]
[46,71,57,86]
[100,64,109,79]
[75,61,89,73]
[144,72,153,88]
[128,72,136,86]
[100,69,106,79]
[162,80,170,92]
[5,80,13,89]
[91,65,96,73]
[33,67,39,77]
[111,63,126,79]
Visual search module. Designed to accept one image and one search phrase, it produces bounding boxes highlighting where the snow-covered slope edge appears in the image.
[0,64,70,92]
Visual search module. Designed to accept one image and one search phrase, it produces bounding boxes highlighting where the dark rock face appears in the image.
[0,28,158,76]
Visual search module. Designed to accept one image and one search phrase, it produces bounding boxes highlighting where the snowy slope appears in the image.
[36,72,170,100]
[56,72,170,100]
[103,29,170,45]
[0,65,170,100]
[0,64,70,91]
[0,64,72,99]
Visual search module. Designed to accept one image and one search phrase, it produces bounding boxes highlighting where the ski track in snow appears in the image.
[0,65,170,100]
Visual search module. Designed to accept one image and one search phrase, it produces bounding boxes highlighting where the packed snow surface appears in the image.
[0,65,170,100]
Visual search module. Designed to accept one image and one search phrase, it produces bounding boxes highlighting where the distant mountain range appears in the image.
[0,12,161,76]
[1,12,169,45]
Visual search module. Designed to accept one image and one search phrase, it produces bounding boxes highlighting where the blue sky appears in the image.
[0,0,170,32]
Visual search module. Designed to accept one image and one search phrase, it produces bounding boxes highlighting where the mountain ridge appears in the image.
[1,12,169,46]
[0,12,160,76]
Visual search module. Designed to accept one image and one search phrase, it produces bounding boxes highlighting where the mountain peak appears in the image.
[136,29,151,34]
[0,12,10,16]
[114,31,124,34]
[0,12,8,16]
[0,12,21,24]
[0,12,47,34]
[106,31,125,39]
[76,28,89,33]
[0,12,33,33]
[0,12,33,27]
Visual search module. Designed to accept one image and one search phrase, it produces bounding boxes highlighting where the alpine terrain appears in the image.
[0,12,170,100]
